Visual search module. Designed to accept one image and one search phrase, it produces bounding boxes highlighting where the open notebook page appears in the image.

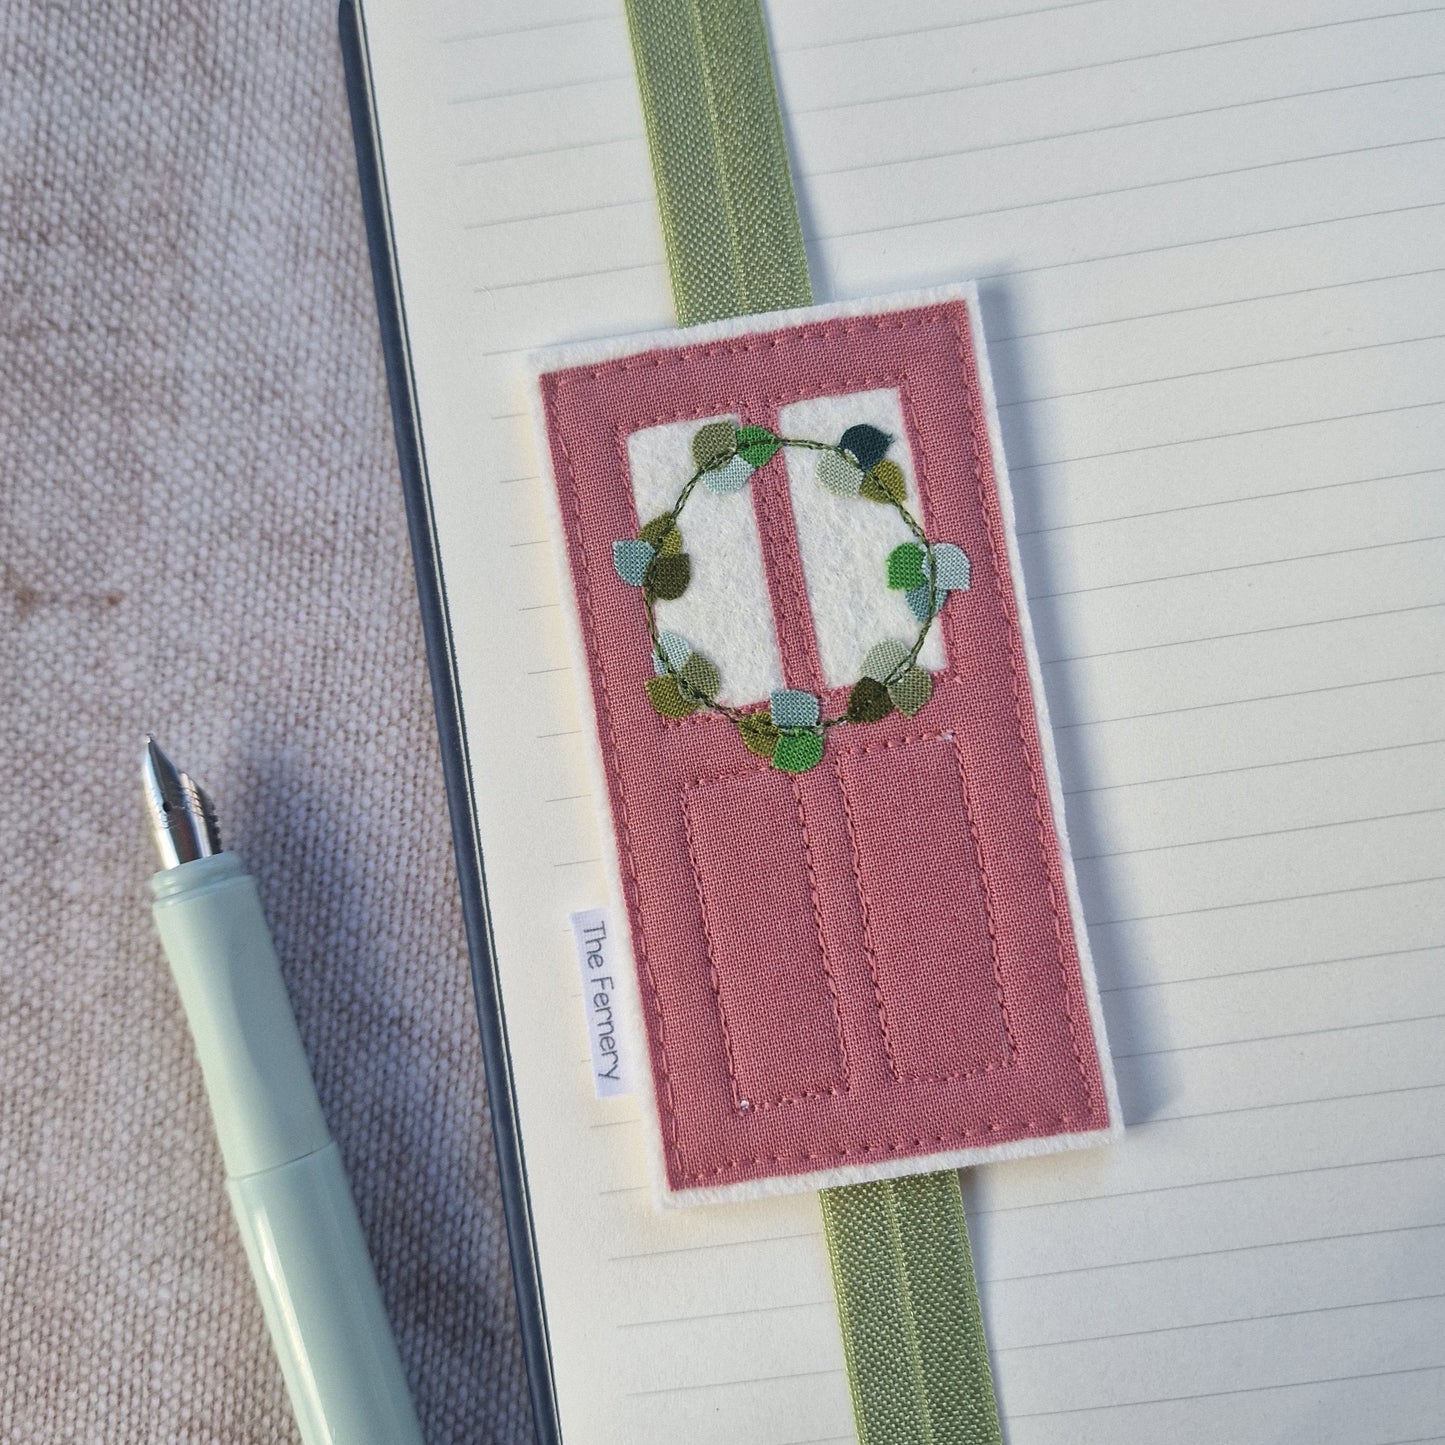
[355,0,1445,1440]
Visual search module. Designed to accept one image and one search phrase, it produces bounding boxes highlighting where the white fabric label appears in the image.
[568,908,634,1098]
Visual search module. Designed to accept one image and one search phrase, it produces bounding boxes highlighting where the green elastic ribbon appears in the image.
[821,1175,1002,1445]
[623,0,810,326]
[622,3,1003,1440]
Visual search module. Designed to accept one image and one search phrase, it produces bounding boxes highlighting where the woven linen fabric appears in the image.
[531,289,1118,1205]
[0,4,532,1442]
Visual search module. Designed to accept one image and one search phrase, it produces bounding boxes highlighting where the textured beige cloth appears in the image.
[0,3,533,1441]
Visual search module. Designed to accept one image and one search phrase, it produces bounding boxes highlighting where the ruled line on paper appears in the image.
[1017,466,1445,536]
[1053,669,1445,730]
[1041,602,1445,667]
[1073,805,1445,862]
[812,135,1445,244]
[1100,939,1445,992]
[1005,1362,1445,1421]
[1000,330,1445,408]
[1029,535,1445,601]
[784,7,1445,98]
[987,1220,1445,1287]
[993,263,1445,343]
[804,70,1445,179]
[1089,873,1445,930]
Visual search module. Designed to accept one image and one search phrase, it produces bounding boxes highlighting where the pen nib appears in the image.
[142,737,221,869]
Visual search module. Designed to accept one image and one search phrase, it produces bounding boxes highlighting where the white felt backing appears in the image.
[626,417,784,706]
[779,388,946,686]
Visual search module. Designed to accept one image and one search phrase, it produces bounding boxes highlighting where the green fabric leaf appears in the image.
[691,420,737,470]
[861,639,911,682]
[677,651,721,699]
[645,674,700,719]
[738,711,781,757]
[860,458,906,505]
[888,667,933,717]
[736,425,782,468]
[773,730,824,773]
[638,514,683,555]
[646,552,692,599]
[846,677,894,723]
[887,542,927,590]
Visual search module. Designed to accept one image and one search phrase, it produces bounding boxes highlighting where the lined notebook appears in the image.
[342,2,1445,1440]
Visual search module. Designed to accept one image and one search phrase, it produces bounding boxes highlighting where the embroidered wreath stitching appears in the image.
[611,420,970,774]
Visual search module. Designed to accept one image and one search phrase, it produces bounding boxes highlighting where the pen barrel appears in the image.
[228,1143,424,1445]
[151,853,328,1177]
[151,853,424,1445]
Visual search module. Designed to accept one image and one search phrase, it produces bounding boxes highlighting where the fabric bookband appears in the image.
[621,2,1004,1442]
[820,1175,1003,1445]
[623,0,810,326]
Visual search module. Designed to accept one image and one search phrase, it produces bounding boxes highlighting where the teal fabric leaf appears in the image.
[817,451,864,497]
[861,639,910,682]
[929,542,971,593]
[704,453,755,494]
[771,688,820,729]
[655,630,693,673]
[613,538,656,586]
[840,423,891,472]
[905,584,940,622]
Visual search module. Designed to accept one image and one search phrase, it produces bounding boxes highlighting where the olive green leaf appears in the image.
[691,421,737,471]
[860,459,906,505]
[645,674,700,719]
[645,552,691,599]
[846,676,894,723]
[738,711,780,757]
[677,651,720,700]
[888,667,933,717]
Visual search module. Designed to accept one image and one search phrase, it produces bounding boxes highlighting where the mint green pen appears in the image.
[141,738,425,1445]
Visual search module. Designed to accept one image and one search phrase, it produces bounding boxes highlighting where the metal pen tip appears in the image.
[142,736,221,870]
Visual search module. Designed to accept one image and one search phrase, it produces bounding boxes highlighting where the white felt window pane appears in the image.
[626,416,784,706]
[779,389,946,689]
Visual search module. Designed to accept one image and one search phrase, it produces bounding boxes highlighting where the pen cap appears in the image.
[151,853,330,1178]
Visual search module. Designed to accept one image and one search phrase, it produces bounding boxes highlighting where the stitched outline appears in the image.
[546,306,1100,1183]
[941,304,1098,1120]
[832,730,1018,1085]
[680,769,851,1112]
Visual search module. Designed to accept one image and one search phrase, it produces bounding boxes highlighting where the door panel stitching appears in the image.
[833,730,1018,1084]
[680,772,851,1111]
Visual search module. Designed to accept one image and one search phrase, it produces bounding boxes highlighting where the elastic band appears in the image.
[621,5,1003,1439]
[821,1175,1002,1445]
[623,0,811,325]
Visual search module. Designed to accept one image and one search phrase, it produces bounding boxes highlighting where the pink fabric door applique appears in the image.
[534,289,1117,1201]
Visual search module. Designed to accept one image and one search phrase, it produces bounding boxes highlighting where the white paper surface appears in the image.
[355,2,1445,1440]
